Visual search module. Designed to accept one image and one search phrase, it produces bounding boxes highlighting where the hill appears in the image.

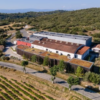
[0,10,66,20]
[1,8,100,42]
[24,8,100,42]
[0,9,69,13]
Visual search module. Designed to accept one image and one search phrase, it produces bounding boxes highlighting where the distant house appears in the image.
[92,44,100,53]
[0,45,4,51]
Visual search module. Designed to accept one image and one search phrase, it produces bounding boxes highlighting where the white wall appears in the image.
[77,54,82,59]
[31,44,75,59]
[13,40,17,44]
[76,49,89,60]
[31,44,89,60]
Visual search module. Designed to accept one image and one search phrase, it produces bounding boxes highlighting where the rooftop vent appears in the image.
[77,43,79,46]
[55,40,57,42]
[50,39,52,42]
[42,42,45,44]
[71,43,73,45]
[47,53,50,56]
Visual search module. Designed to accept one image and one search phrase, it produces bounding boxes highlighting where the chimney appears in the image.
[77,43,79,46]
[60,41,62,43]
[55,40,57,42]
[50,39,52,42]
[71,42,73,45]
[42,42,45,44]
[66,42,68,44]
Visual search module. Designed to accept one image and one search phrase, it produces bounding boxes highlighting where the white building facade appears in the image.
[31,44,90,60]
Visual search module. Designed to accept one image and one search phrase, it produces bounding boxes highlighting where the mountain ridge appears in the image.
[0,9,72,13]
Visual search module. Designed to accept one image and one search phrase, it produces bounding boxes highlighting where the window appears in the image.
[67,54,71,59]
[46,49,48,51]
[60,53,63,55]
[56,51,58,53]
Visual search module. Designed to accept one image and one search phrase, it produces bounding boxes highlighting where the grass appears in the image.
[70,58,93,68]
[11,47,16,52]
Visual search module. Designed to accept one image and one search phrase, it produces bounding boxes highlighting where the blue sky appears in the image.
[0,0,100,10]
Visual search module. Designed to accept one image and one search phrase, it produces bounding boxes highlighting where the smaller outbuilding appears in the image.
[17,35,46,47]
[92,44,100,53]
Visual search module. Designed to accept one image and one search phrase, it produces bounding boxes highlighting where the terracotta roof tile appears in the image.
[77,46,90,55]
[33,39,82,54]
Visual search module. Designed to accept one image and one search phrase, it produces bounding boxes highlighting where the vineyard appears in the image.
[0,75,55,100]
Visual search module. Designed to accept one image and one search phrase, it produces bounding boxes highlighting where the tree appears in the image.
[83,71,91,81]
[31,55,37,62]
[0,50,3,57]
[75,66,84,77]
[21,61,28,73]
[83,72,100,85]
[57,60,66,72]
[88,72,100,85]
[43,56,49,66]
[67,76,80,90]
[50,65,58,84]
[23,54,26,59]
[16,31,22,38]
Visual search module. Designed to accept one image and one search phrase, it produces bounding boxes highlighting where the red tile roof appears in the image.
[32,38,82,54]
[77,46,90,55]
[17,45,29,50]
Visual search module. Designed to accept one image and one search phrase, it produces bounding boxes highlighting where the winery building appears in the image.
[34,31,92,46]
[31,38,90,60]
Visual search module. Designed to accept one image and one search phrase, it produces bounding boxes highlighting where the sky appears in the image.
[0,0,100,10]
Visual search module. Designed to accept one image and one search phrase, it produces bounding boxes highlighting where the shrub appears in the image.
[75,66,84,77]
[84,72,100,84]
[57,60,66,72]
[43,56,49,66]
[31,55,37,62]
[16,31,22,38]
[67,76,80,90]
